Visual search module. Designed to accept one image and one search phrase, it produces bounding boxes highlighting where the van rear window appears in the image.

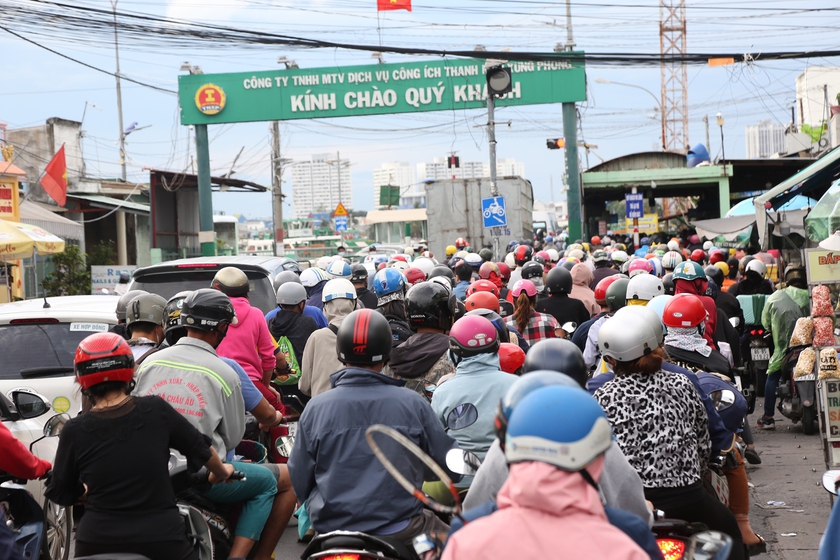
[132,270,275,314]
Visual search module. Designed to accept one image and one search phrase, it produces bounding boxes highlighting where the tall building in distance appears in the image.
[373,162,418,209]
[417,157,485,182]
[486,158,526,178]
[290,153,353,218]
[745,120,786,159]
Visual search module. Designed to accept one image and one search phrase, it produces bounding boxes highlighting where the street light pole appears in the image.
[111,0,127,265]
[271,121,284,256]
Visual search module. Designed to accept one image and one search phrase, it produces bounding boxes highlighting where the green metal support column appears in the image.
[195,124,216,256]
[563,102,582,241]
[718,176,731,218]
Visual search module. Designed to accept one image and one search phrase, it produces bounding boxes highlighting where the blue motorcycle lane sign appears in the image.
[482,196,508,228]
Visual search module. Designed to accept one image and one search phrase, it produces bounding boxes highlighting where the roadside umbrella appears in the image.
[0,218,66,301]
[726,195,817,218]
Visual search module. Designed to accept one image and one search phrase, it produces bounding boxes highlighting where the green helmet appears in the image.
[605,278,630,312]
[672,260,706,282]
[479,248,493,262]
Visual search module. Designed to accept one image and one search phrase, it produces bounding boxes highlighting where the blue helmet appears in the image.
[505,386,613,471]
[494,370,581,449]
[373,268,406,305]
[326,260,352,280]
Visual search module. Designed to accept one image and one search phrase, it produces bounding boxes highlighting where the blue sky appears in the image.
[3,0,839,218]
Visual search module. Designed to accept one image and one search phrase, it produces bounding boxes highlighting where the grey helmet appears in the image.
[211,267,250,297]
[276,283,307,306]
[273,270,302,292]
[126,293,168,331]
[115,289,148,322]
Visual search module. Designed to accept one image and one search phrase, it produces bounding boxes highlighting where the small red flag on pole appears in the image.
[377,0,411,11]
[40,145,68,206]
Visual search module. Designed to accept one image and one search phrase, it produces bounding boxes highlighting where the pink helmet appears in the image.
[449,315,500,360]
[510,279,538,298]
[628,259,654,278]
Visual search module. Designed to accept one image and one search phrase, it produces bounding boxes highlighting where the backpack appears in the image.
[275,336,301,385]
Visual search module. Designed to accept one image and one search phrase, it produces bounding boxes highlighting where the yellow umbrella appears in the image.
[0,218,66,259]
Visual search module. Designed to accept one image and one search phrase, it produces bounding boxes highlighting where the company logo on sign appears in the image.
[195,84,226,115]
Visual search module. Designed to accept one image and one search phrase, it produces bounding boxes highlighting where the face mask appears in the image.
[338,251,345,257]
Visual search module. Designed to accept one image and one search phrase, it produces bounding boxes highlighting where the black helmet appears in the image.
[513,245,534,267]
[180,289,237,331]
[704,265,724,288]
[605,277,629,312]
[164,291,192,346]
[405,281,456,332]
[545,266,573,295]
[336,309,392,365]
[350,263,369,283]
[523,339,587,388]
[116,289,148,322]
[428,265,455,287]
[520,261,544,281]
[662,273,675,296]
[211,267,250,297]
[273,270,301,292]
[561,259,576,272]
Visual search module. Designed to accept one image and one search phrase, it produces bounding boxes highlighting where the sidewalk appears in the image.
[747,397,830,559]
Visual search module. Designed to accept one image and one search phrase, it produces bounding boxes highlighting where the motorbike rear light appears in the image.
[176,263,218,268]
[319,555,362,560]
[658,538,686,560]
[9,318,60,324]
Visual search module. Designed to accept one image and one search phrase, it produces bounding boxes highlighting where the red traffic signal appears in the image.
[546,138,565,150]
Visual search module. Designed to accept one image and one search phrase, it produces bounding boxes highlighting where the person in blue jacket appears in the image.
[288,309,460,546]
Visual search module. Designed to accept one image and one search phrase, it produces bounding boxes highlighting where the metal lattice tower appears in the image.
[659,0,688,153]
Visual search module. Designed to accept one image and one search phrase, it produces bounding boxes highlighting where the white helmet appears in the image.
[412,257,435,277]
[404,246,415,256]
[703,240,713,251]
[626,274,664,301]
[390,260,409,272]
[430,276,454,293]
[567,249,585,261]
[661,251,683,270]
[322,278,357,303]
[667,240,680,251]
[546,248,560,263]
[300,267,326,288]
[325,260,352,280]
[456,250,469,259]
[745,259,767,277]
[598,306,662,363]
[316,256,333,269]
[610,250,629,264]
[504,252,516,269]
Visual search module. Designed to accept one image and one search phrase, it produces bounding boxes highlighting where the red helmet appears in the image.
[708,250,725,265]
[690,249,706,264]
[377,262,387,270]
[74,332,135,390]
[392,254,408,263]
[496,262,511,281]
[468,279,500,298]
[513,245,534,267]
[479,262,502,283]
[449,315,500,360]
[403,267,426,285]
[628,259,653,277]
[498,342,526,374]
[535,250,551,263]
[455,237,468,249]
[594,275,623,305]
[590,235,601,246]
[662,293,707,329]
[465,291,500,314]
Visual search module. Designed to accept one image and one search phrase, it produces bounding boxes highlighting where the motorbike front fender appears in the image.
[795,379,817,407]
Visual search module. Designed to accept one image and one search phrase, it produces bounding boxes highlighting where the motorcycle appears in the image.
[1,405,68,560]
[776,343,818,435]
[742,328,773,398]
[652,521,733,560]
[168,451,246,560]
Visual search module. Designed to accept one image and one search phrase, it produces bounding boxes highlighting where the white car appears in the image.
[2,389,71,559]
[0,295,120,419]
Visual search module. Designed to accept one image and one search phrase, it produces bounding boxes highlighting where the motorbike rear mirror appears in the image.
[729,317,740,328]
[822,470,840,495]
[445,448,482,476]
[275,436,294,459]
[561,322,577,334]
[12,390,50,420]
[43,413,69,438]
[690,530,733,560]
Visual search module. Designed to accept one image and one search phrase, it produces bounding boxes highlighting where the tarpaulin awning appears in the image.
[20,200,84,243]
[694,209,811,249]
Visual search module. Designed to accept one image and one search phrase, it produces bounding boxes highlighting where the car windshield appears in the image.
[132,269,276,314]
[0,324,94,380]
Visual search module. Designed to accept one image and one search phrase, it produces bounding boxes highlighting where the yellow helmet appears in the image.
[445,245,457,257]
[714,261,730,277]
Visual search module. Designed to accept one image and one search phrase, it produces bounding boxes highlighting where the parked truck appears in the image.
[425,177,534,260]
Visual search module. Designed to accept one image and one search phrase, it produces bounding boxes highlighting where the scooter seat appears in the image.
[74,555,153,559]
[319,535,369,549]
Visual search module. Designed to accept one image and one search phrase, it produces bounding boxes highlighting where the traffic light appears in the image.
[546,138,565,150]
[447,155,460,168]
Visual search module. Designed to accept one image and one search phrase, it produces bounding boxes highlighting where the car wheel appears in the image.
[42,499,71,560]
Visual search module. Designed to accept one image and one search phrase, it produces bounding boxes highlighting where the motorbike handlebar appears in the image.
[229,471,246,482]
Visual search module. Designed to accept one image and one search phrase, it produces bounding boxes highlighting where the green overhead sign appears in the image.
[179,57,586,125]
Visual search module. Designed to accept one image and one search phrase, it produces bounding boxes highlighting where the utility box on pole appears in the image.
[425,177,533,259]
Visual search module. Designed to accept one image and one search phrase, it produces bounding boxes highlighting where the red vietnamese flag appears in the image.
[377,0,411,11]
[40,145,68,207]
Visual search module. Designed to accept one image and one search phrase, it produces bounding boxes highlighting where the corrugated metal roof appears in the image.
[67,194,150,215]
[20,200,84,241]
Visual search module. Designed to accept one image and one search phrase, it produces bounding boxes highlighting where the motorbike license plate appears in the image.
[286,421,298,438]
[733,377,743,391]
[751,347,771,361]
[797,374,816,381]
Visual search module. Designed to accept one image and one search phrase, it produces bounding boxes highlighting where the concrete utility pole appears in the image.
[271,122,284,256]
[111,0,128,265]
[562,0,583,242]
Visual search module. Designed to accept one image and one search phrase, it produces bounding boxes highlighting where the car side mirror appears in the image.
[822,470,840,495]
[12,390,50,420]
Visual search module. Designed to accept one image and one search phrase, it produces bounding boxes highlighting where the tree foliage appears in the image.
[41,245,91,296]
